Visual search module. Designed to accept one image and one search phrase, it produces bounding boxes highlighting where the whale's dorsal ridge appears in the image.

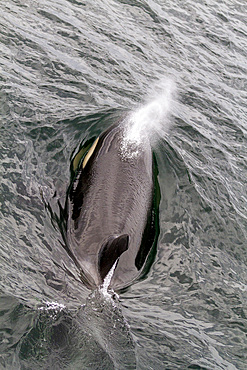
[98,234,129,281]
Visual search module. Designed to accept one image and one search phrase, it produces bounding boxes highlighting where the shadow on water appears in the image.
[17,291,136,370]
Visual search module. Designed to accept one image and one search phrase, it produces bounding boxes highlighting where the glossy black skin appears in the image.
[67,122,154,291]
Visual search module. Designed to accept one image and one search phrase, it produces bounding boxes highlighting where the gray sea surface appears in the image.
[0,0,246,369]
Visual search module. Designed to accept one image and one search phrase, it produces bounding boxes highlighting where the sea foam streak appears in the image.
[121,78,176,158]
[100,260,119,299]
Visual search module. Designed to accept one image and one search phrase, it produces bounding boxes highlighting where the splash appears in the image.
[38,301,66,312]
[38,301,66,320]
[100,260,119,300]
[120,78,176,158]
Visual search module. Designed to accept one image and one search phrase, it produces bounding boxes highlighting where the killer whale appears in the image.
[65,121,159,291]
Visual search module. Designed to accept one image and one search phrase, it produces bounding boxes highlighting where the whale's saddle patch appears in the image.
[98,234,129,281]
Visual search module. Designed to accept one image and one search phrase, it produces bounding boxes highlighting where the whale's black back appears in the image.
[66,122,159,290]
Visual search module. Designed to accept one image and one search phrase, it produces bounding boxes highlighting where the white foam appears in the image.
[100,260,118,299]
[38,301,66,312]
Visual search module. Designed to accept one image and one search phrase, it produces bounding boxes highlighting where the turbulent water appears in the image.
[0,0,247,369]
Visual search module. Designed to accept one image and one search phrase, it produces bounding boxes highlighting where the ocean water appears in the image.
[0,0,247,369]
